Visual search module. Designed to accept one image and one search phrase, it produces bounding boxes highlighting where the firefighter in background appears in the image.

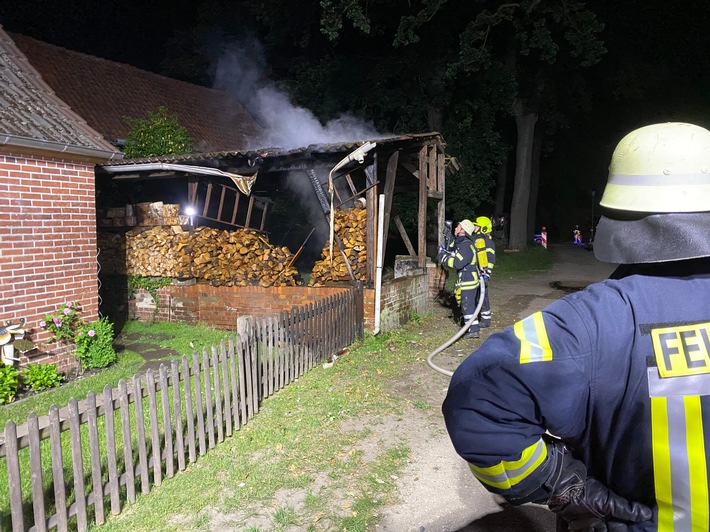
[442,122,710,531]
[472,216,496,327]
[438,219,481,339]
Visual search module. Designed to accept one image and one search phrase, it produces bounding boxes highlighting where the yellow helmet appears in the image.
[474,216,493,234]
[459,219,475,236]
[594,122,710,264]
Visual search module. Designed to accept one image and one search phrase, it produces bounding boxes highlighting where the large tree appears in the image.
[317,0,606,249]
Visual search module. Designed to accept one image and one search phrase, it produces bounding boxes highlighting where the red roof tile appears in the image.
[10,32,262,153]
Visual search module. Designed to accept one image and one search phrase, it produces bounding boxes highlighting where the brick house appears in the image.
[0,27,123,372]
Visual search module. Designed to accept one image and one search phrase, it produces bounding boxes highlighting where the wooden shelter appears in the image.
[96,132,455,287]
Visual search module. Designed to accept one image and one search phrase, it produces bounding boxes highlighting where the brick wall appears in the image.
[129,283,352,330]
[127,271,431,336]
[0,152,99,373]
[363,271,430,333]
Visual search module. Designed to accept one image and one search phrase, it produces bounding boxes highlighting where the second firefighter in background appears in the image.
[472,216,496,327]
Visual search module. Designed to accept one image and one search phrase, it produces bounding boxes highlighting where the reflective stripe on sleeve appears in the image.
[514,312,553,364]
[468,438,547,490]
[651,395,709,531]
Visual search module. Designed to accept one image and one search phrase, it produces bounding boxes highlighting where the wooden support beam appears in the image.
[217,186,226,221]
[382,150,399,262]
[393,215,416,256]
[259,202,269,231]
[230,196,239,225]
[428,145,437,192]
[437,152,446,247]
[202,182,212,217]
[418,146,428,267]
[245,196,254,228]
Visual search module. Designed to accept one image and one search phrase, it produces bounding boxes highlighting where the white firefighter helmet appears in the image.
[594,122,710,264]
[459,219,475,236]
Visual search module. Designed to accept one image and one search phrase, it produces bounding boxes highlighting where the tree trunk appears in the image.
[508,100,538,250]
[493,158,508,220]
[526,124,543,239]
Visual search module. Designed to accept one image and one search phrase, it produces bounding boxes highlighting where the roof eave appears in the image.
[0,134,123,163]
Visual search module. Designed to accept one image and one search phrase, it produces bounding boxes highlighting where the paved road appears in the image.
[375,243,617,532]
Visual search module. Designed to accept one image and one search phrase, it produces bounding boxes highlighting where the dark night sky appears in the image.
[3,0,710,240]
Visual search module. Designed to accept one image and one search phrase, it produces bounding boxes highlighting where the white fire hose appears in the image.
[426,278,486,377]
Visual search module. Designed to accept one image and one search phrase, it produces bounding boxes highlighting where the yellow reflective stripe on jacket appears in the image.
[514,312,552,364]
[469,438,547,490]
[651,395,709,531]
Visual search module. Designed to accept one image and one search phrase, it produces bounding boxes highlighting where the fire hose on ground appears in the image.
[426,278,486,377]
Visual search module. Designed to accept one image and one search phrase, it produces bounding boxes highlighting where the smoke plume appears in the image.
[213,35,382,150]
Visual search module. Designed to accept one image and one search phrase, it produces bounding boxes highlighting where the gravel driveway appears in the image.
[373,243,617,532]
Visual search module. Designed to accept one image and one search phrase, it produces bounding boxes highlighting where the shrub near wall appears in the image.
[0,153,100,373]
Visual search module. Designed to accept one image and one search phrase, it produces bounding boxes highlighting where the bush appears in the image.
[123,106,193,158]
[74,318,117,369]
[22,363,64,392]
[0,364,21,404]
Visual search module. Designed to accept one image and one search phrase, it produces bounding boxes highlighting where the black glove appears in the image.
[547,444,652,531]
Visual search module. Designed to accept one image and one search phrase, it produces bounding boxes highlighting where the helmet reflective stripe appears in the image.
[514,312,552,364]
[650,394,709,530]
[468,437,547,490]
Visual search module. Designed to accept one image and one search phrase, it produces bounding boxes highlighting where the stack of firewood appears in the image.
[309,206,368,285]
[98,226,302,287]
[98,201,187,227]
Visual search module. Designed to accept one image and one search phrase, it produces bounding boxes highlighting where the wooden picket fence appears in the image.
[0,286,363,531]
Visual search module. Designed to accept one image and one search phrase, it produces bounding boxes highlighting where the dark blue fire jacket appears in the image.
[442,259,710,531]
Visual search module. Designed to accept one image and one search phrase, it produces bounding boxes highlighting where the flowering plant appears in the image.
[40,301,82,343]
[40,302,117,369]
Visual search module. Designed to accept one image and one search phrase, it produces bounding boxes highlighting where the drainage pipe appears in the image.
[373,193,385,335]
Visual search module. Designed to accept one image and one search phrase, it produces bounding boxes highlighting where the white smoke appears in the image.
[213,36,382,150]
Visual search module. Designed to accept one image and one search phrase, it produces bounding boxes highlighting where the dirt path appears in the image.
[373,243,617,532]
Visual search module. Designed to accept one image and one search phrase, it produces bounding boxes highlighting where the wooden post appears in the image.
[418,146,428,267]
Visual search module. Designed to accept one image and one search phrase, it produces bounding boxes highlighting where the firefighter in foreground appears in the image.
[472,216,495,327]
[443,122,710,531]
[438,219,481,339]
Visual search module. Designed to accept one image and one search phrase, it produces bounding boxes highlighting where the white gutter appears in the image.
[0,134,122,161]
[373,193,385,335]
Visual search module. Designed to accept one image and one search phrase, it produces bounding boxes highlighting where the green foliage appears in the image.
[21,363,64,392]
[40,301,82,343]
[74,318,117,369]
[123,106,194,158]
[128,276,173,316]
[0,364,21,404]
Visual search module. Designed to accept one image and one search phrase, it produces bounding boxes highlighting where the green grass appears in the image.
[495,245,553,273]
[0,316,456,531]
